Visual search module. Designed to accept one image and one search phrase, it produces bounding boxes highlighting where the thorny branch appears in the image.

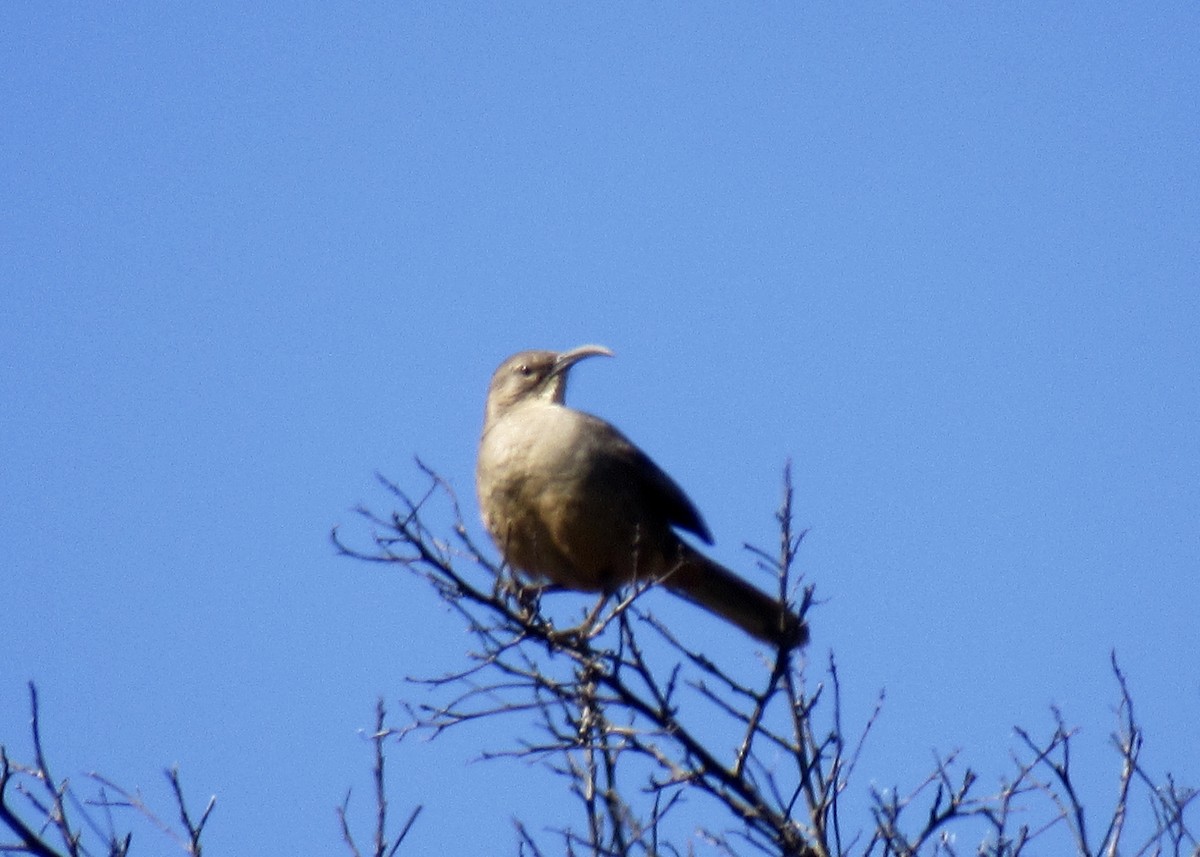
[332,460,1198,857]
[338,699,422,857]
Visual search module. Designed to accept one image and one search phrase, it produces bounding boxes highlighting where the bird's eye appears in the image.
[517,363,533,377]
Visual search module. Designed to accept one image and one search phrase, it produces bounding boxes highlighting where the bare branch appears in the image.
[337,699,422,857]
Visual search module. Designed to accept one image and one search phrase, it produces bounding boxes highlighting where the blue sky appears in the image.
[3,3,1198,854]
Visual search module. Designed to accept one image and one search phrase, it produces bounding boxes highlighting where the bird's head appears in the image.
[483,344,613,425]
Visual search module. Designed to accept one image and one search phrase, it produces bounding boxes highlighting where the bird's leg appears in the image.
[579,592,612,639]
[492,561,549,628]
[512,578,547,622]
[529,593,608,647]
[585,530,659,637]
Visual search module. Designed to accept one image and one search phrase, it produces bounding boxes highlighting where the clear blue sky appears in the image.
[3,4,1198,854]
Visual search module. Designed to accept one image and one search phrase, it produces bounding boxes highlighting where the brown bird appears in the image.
[475,344,807,648]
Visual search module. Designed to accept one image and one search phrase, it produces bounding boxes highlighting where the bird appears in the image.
[475,344,807,648]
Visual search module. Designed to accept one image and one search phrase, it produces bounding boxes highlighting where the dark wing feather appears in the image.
[578,412,714,544]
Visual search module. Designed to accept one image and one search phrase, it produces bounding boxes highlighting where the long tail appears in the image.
[662,544,808,648]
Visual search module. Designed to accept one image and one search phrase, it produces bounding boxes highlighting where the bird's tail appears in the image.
[663,544,808,648]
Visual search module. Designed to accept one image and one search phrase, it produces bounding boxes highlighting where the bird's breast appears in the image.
[476,403,607,583]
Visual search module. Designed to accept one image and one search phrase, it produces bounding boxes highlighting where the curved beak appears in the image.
[552,344,614,376]
[542,344,612,404]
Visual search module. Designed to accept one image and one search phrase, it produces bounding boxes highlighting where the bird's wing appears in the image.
[579,412,714,544]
